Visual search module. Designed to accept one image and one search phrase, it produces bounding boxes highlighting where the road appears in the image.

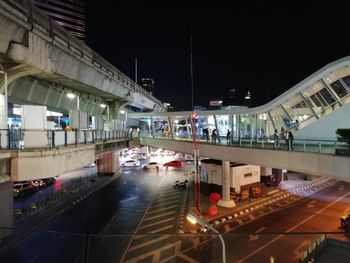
[177,180,350,263]
[2,157,350,263]
[1,164,167,263]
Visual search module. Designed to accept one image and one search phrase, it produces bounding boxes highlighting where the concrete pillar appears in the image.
[21,105,47,129]
[96,150,120,175]
[0,94,6,129]
[217,160,236,208]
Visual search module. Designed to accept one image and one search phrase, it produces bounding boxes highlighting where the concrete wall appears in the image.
[201,162,260,193]
[140,137,350,182]
[231,165,260,192]
[0,181,13,229]
[10,145,95,181]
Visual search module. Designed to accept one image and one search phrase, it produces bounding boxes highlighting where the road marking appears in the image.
[177,253,200,263]
[248,226,266,241]
[139,217,174,230]
[143,211,176,221]
[127,235,171,252]
[237,191,350,263]
[149,225,173,233]
[123,241,181,263]
[147,204,178,214]
[307,200,316,208]
[149,200,178,209]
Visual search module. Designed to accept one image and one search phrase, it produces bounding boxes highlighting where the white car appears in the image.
[142,162,160,169]
[122,160,140,167]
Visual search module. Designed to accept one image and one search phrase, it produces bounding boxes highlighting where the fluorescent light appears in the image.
[67,93,75,99]
[186,213,197,224]
[120,110,125,114]
[100,104,107,108]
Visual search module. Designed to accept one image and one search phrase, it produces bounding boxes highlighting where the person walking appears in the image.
[288,131,294,150]
[281,127,288,149]
[273,129,280,149]
[211,129,217,144]
[226,129,231,145]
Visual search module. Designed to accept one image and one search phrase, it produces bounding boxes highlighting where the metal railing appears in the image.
[139,131,350,155]
[0,129,129,149]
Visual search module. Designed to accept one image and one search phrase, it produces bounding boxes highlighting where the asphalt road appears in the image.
[178,180,350,263]
[1,165,164,263]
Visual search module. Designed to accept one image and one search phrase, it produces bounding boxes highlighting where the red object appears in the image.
[209,193,221,204]
[208,204,218,217]
[163,160,184,167]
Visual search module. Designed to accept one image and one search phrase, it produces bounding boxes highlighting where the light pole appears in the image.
[186,211,226,263]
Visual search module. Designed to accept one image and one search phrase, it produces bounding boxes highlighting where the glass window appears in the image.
[281,94,313,125]
[302,81,335,114]
[330,80,348,98]
[269,106,291,130]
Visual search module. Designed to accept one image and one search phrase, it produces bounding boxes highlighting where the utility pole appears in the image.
[190,34,194,111]
[135,57,138,84]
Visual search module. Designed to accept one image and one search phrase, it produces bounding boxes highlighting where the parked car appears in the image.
[143,162,160,170]
[43,177,56,186]
[122,160,141,167]
[163,160,184,168]
[31,179,46,189]
[13,182,37,198]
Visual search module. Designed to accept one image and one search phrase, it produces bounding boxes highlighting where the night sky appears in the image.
[85,2,350,111]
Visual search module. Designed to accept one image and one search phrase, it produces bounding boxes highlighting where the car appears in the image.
[163,160,184,168]
[43,177,56,186]
[13,182,37,198]
[173,179,188,188]
[122,160,141,167]
[31,179,46,189]
[142,162,160,170]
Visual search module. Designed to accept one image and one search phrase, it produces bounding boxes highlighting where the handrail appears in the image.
[1,0,165,109]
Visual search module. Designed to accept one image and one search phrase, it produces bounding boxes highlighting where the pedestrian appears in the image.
[273,129,280,149]
[211,129,217,144]
[280,127,288,149]
[288,131,294,150]
[226,129,231,144]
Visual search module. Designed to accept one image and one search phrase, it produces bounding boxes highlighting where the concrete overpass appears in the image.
[0,0,165,128]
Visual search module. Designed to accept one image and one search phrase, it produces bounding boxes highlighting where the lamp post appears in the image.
[186,211,226,263]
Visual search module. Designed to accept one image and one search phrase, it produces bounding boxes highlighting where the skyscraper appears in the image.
[32,0,86,41]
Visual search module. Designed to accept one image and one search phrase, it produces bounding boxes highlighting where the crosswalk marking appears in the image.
[144,211,176,221]
[147,204,178,214]
[139,218,174,230]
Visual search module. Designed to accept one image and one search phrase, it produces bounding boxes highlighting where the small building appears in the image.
[200,158,261,195]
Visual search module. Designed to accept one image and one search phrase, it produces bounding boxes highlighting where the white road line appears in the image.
[153,195,181,202]
[144,211,177,221]
[139,217,174,230]
[149,200,178,209]
[237,191,350,263]
[149,225,173,233]
[177,253,200,263]
[147,204,178,214]
[127,235,171,252]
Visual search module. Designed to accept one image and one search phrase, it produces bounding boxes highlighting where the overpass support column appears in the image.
[217,160,236,208]
[95,150,120,175]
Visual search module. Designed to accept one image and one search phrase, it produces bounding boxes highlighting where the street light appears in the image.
[186,211,226,263]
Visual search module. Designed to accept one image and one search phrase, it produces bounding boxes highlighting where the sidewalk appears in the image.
[181,172,327,233]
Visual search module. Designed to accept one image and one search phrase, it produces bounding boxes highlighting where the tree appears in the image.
[336,129,350,144]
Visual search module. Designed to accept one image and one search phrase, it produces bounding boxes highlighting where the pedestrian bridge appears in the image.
[129,56,350,182]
